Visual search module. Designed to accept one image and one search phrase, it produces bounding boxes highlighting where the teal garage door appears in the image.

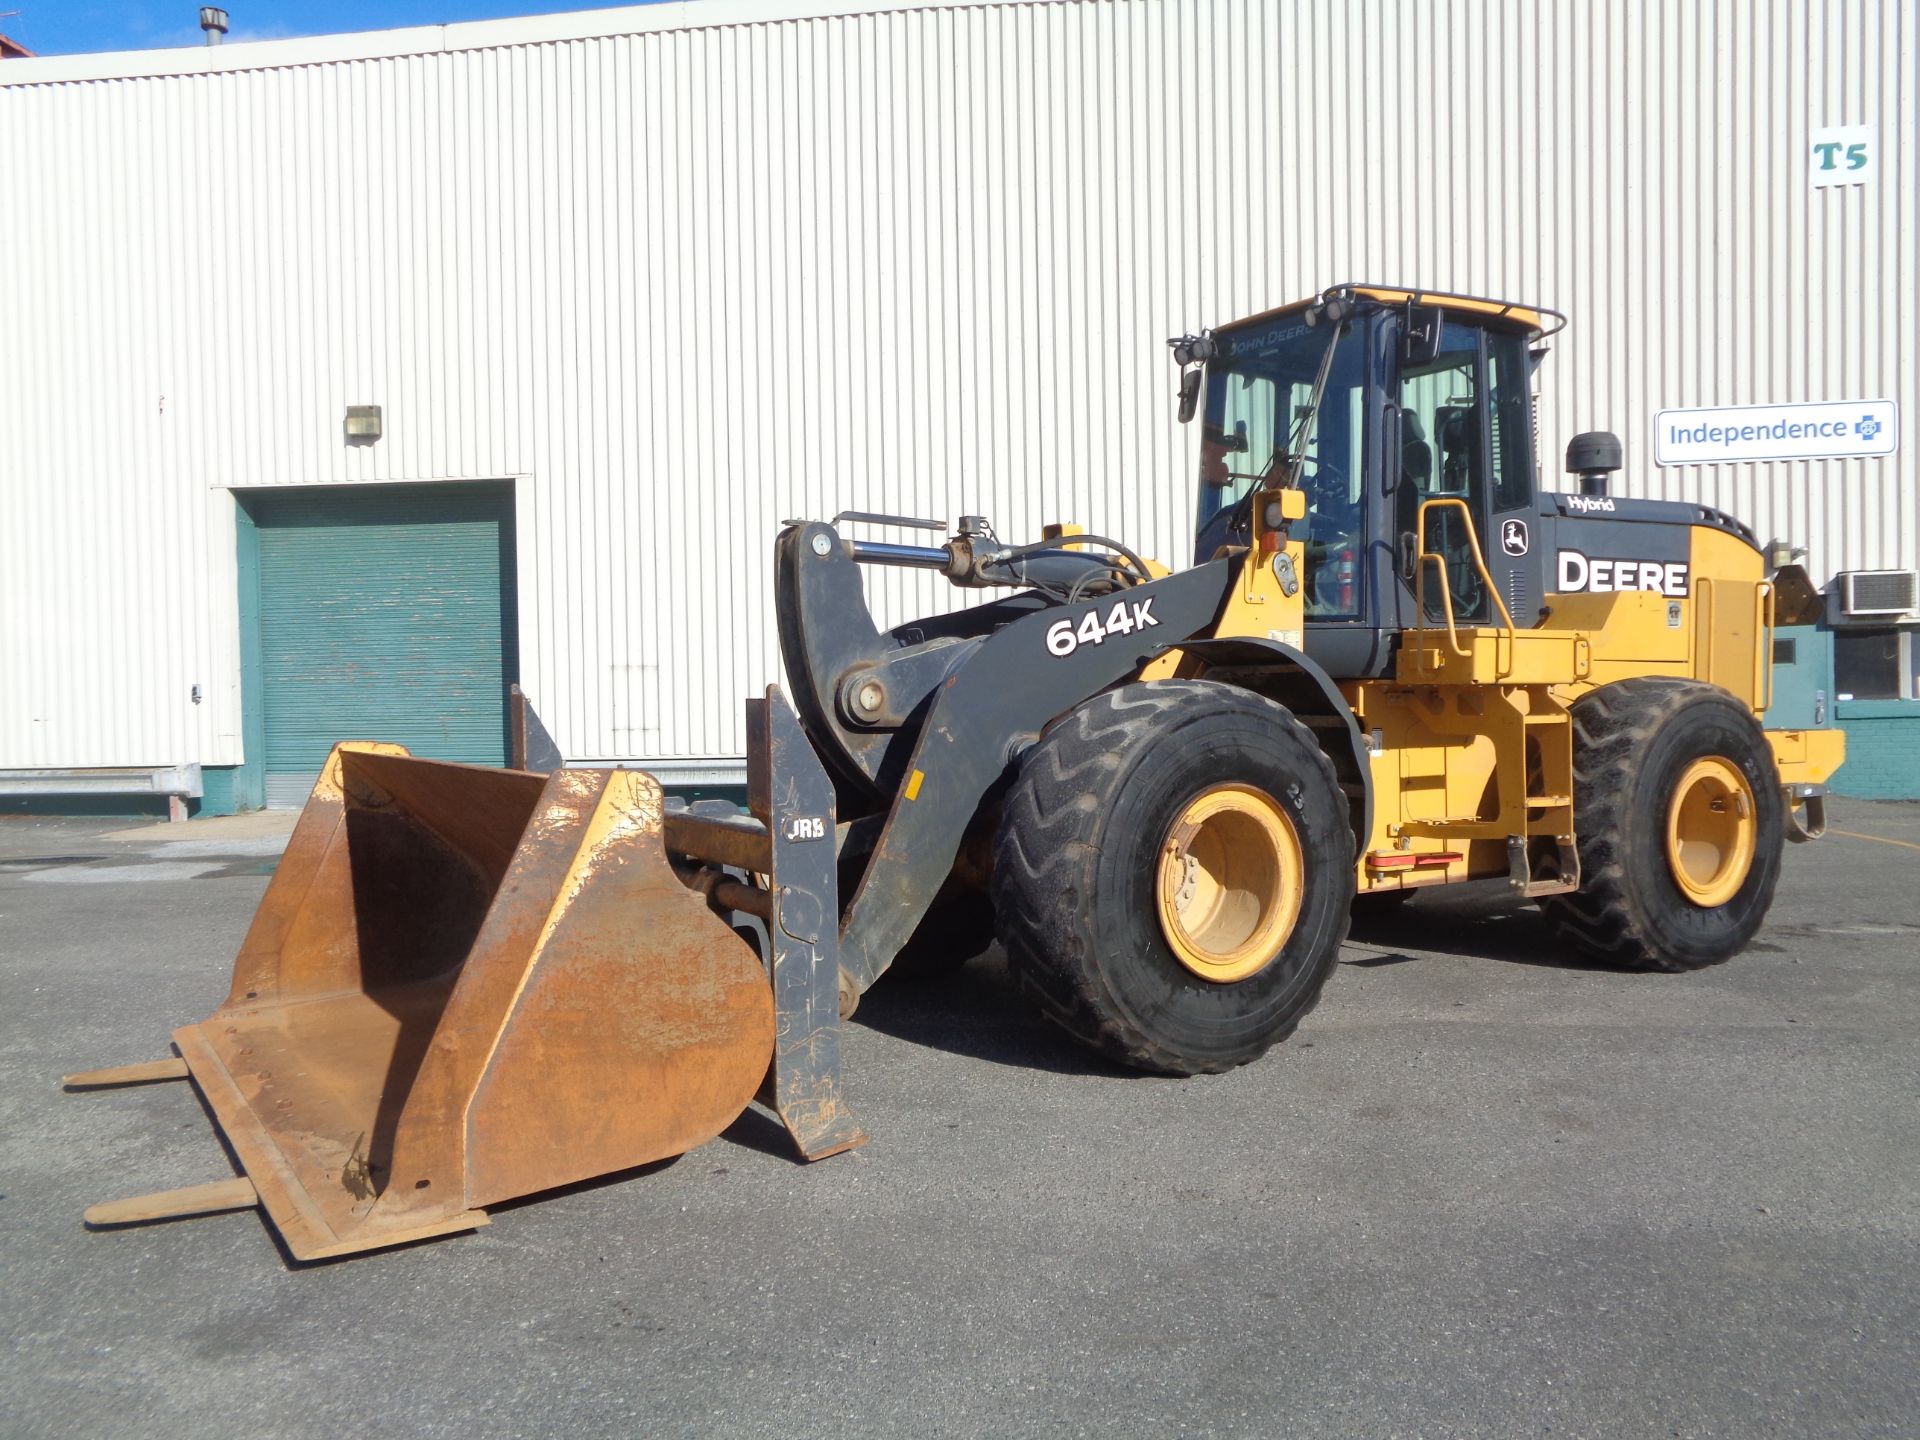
[244,483,519,807]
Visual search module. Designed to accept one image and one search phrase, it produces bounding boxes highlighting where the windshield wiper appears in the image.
[1280,318,1348,491]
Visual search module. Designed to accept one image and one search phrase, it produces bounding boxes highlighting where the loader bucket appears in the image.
[111,743,776,1260]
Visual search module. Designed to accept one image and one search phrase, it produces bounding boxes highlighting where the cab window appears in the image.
[1197,317,1367,618]
[1487,330,1535,513]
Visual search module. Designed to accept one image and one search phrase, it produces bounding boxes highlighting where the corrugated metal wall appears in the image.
[1,0,1912,771]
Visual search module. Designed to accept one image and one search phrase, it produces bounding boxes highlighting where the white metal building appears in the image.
[1,0,1913,807]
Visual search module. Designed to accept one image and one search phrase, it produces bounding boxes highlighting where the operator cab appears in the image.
[1189,285,1562,680]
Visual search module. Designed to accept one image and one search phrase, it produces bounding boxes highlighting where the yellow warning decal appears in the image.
[904,769,925,801]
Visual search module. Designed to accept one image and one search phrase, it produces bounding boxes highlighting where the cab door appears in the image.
[1390,320,1542,631]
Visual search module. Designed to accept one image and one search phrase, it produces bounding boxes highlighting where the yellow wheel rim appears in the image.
[1156,784,1304,983]
[1664,757,1757,908]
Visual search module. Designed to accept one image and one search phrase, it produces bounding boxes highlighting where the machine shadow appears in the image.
[717,1104,803,1160]
[1345,882,1620,973]
[859,890,1624,1075]
[850,953,1142,1079]
[482,1154,684,1215]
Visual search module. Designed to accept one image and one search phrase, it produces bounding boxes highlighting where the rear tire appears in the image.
[1540,678,1783,971]
[992,681,1354,1075]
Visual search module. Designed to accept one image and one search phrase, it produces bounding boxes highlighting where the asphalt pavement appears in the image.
[3,801,1917,1439]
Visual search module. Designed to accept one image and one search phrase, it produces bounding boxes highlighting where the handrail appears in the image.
[1413,498,1517,678]
[1416,553,1469,659]
[1329,281,1570,338]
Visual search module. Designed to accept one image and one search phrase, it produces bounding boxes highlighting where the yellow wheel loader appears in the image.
[68,284,1843,1259]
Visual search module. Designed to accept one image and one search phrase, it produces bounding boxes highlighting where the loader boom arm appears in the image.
[773,521,1243,990]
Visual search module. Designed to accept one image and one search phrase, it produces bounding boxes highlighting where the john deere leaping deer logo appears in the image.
[1501,519,1529,557]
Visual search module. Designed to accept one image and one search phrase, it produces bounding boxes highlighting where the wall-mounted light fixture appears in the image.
[200,7,229,44]
[344,404,383,442]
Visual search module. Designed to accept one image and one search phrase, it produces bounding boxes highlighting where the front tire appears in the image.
[991,681,1355,1075]
[1540,678,1783,971]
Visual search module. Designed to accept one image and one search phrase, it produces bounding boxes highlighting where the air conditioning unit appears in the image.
[1838,569,1919,618]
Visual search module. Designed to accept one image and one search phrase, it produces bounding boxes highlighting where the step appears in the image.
[1519,876,1579,898]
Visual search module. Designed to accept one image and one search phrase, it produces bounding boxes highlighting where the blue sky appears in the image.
[3,1,670,56]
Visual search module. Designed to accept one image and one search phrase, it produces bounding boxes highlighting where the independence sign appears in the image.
[1654,399,1898,466]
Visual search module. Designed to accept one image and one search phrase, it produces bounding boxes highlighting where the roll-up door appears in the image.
[245,483,519,807]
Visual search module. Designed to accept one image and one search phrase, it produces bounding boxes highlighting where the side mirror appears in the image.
[1402,303,1445,367]
[1177,368,1204,424]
